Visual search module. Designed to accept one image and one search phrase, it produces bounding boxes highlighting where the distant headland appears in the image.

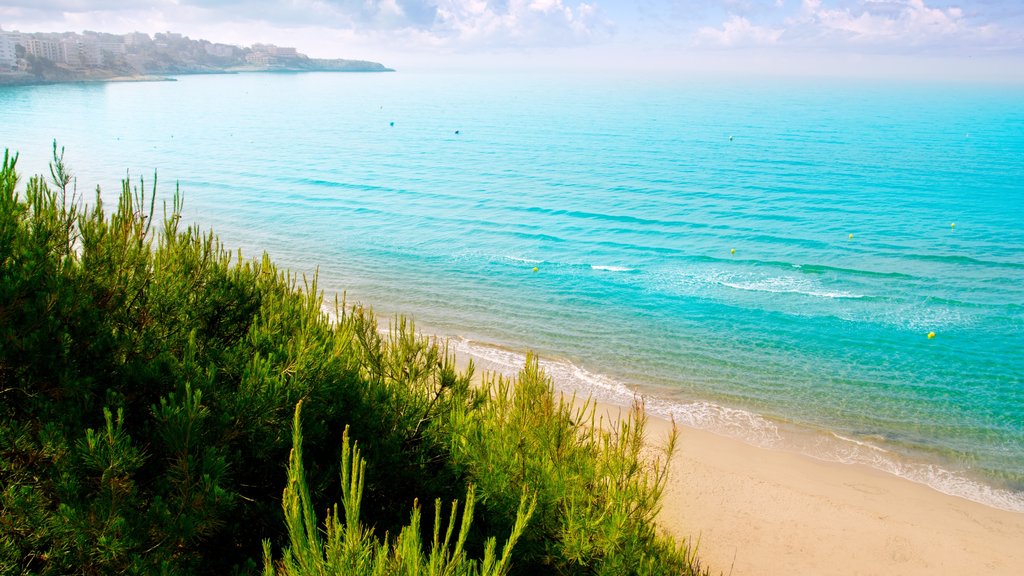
[0,29,393,86]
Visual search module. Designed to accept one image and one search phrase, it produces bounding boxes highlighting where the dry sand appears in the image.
[615,406,1024,576]
[456,352,1024,575]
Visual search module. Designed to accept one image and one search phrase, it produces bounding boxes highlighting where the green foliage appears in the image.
[446,358,703,575]
[0,145,707,575]
[263,402,535,576]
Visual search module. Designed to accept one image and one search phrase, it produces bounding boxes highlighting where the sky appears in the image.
[2,1,1023,80]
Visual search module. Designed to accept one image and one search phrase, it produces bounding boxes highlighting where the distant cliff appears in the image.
[230,57,393,74]
[292,57,392,72]
[0,30,392,86]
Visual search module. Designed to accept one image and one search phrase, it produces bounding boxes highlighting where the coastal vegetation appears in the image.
[0,146,706,575]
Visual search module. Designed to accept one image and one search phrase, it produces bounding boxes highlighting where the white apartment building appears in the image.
[123,32,150,46]
[205,43,235,58]
[100,41,126,56]
[269,46,297,58]
[0,32,18,69]
[79,40,101,67]
[251,44,299,58]
[25,38,61,62]
[245,52,274,66]
[60,40,81,67]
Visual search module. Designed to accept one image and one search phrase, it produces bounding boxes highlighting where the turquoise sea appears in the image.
[2,71,1022,511]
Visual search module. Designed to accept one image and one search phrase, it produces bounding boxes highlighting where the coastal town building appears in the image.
[0,28,388,84]
[0,30,120,69]
[79,40,102,67]
[25,37,61,63]
[59,40,81,67]
[4,31,307,73]
[58,38,101,67]
[0,31,19,69]
[245,53,272,66]
[266,45,297,58]
[247,43,300,65]
[122,32,151,47]
[100,41,126,54]
[204,43,235,58]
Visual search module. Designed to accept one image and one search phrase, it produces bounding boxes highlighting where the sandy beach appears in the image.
[455,349,1024,575]
[619,407,1024,576]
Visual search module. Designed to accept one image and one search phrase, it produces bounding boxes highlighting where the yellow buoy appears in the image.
[927,332,936,339]
[730,248,735,255]
[951,222,955,229]
[532,267,539,273]
[849,233,854,239]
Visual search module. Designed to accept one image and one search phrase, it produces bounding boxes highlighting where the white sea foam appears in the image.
[328,311,1024,514]
[449,338,782,447]
[503,255,543,264]
[830,432,890,453]
[718,275,864,299]
[591,265,636,272]
[651,266,978,331]
[446,336,1024,513]
[854,303,976,332]
[807,433,1024,513]
[652,267,865,301]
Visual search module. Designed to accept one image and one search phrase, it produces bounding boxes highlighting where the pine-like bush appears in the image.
[0,145,707,575]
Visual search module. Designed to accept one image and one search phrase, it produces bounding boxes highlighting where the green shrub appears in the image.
[443,357,703,575]
[0,145,707,575]
[262,401,535,576]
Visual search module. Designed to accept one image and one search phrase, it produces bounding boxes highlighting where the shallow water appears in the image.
[2,70,1022,510]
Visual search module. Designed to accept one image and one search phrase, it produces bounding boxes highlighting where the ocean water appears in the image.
[2,71,1022,511]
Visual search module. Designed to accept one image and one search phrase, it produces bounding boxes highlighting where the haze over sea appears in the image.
[2,70,1022,511]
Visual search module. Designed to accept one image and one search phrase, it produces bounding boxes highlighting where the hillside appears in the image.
[0,30,391,86]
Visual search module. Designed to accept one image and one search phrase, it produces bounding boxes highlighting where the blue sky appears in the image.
[2,1,1023,79]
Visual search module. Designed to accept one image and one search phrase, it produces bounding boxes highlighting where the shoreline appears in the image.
[0,72,176,88]
[0,66,393,89]
[448,341,1024,573]
[642,411,1024,575]
[444,334,1024,514]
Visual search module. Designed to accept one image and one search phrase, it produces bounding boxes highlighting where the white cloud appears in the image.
[686,0,1013,55]
[694,14,782,47]
[790,0,999,50]
[1,0,1021,74]
[431,0,610,48]
[0,0,610,53]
